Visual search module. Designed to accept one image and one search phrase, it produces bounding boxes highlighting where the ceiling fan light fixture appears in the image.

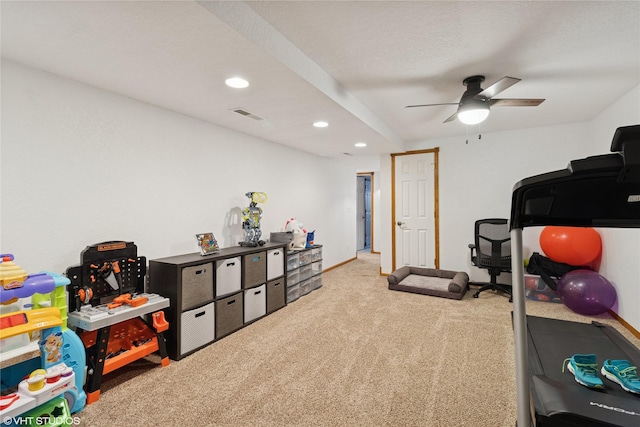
[457,99,490,125]
[458,108,489,125]
[406,76,544,126]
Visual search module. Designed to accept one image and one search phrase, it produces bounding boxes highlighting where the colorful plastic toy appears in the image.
[0,254,86,423]
[284,218,307,249]
[19,396,71,427]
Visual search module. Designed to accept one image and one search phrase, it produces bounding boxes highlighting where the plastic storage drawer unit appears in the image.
[287,270,300,286]
[181,263,214,311]
[300,278,313,296]
[311,275,322,290]
[524,274,561,303]
[299,264,313,281]
[311,261,322,276]
[299,250,312,266]
[216,256,241,297]
[287,253,299,271]
[287,284,300,303]
[311,247,322,262]
[215,292,243,339]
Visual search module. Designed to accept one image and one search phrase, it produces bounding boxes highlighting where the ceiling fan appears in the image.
[406,76,545,125]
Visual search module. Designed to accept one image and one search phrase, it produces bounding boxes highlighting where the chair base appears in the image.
[471,282,513,302]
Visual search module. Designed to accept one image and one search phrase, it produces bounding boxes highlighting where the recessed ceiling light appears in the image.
[225,77,249,89]
[355,142,367,148]
[313,121,329,128]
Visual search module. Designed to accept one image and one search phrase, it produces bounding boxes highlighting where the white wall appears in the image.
[377,84,640,330]
[2,58,637,329]
[349,155,382,254]
[379,122,593,274]
[589,85,640,329]
[0,60,357,274]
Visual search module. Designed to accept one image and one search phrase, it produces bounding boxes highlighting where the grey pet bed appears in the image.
[387,266,469,300]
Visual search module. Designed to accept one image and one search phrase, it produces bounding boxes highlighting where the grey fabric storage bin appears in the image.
[266,248,284,280]
[180,302,215,356]
[244,284,266,323]
[216,256,241,297]
[243,251,266,288]
[266,278,286,313]
[215,292,243,339]
[181,263,214,311]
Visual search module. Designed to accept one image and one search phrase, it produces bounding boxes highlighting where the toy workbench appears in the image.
[65,241,170,404]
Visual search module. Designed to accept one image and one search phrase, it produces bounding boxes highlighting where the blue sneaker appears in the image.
[601,359,640,394]
[562,354,604,389]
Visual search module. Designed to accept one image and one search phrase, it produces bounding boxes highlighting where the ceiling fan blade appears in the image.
[490,98,545,107]
[477,76,521,99]
[443,111,458,123]
[405,102,459,108]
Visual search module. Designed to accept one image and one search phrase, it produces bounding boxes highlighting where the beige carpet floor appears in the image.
[75,252,640,426]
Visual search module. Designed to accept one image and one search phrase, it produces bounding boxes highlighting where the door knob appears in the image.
[397,221,404,226]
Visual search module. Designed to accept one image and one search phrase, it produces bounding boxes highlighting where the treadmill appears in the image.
[510,124,640,426]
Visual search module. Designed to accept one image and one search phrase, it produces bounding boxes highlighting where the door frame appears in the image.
[357,172,375,253]
[391,148,440,271]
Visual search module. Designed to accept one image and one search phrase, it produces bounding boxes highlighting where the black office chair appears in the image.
[468,218,513,301]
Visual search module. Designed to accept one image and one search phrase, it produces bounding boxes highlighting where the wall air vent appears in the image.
[231,108,264,121]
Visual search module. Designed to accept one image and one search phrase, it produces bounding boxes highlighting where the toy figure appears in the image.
[240,192,268,247]
[40,331,63,364]
[284,218,308,249]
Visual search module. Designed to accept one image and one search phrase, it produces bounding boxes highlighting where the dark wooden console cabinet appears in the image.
[148,242,287,360]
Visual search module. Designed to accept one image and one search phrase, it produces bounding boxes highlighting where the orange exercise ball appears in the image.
[539,226,602,266]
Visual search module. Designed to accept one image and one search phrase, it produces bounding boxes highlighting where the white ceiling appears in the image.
[2,1,639,158]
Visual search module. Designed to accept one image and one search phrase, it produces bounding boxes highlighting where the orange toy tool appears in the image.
[127,294,148,307]
[106,293,148,309]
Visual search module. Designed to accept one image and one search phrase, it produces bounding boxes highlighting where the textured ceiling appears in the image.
[2,1,639,157]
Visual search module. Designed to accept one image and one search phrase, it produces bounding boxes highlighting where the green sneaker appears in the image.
[601,359,640,394]
[562,354,604,389]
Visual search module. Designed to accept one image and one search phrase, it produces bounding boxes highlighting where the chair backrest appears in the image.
[475,218,511,270]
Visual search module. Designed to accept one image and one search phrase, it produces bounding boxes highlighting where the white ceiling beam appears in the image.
[196,0,405,151]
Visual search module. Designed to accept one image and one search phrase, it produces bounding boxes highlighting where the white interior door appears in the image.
[394,152,436,268]
[356,176,365,250]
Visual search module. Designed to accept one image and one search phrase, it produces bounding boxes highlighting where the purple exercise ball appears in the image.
[557,270,617,315]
